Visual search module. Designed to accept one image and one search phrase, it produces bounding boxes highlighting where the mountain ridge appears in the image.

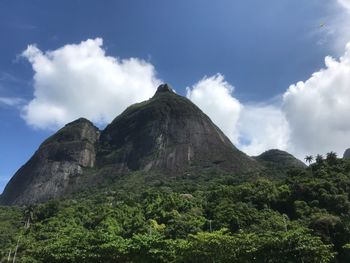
[1,84,261,205]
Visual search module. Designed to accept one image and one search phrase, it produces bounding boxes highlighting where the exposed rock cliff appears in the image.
[98,84,259,174]
[343,149,350,159]
[1,84,260,205]
[0,118,99,205]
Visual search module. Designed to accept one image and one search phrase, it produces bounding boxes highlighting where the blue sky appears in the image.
[1,0,350,193]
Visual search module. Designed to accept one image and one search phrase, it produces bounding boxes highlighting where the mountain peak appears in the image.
[99,87,259,175]
[65,117,94,126]
[0,117,100,205]
[155,83,174,94]
[1,84,259,205]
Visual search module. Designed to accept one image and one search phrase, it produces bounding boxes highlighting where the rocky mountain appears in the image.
[0,118,100,205]
[253,149,306,179]
[98,84,258,174]
[343,149,350,159]
[0,84,260,205]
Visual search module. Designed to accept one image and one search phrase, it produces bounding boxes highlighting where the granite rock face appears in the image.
[0,118,100,205]
[98,84,259,174]
[343,149,350,159]
[1,84,260,205]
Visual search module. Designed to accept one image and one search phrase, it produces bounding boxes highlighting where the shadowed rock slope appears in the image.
[0,118,100,205]
[1,84,260,205]
[98,84,259,174]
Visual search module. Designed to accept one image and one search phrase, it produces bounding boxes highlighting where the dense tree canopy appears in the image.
[2,155,350,262]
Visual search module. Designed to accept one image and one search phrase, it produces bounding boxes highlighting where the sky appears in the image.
[1,0,350,192]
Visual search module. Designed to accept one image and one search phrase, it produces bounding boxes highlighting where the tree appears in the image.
[129,233,180,263]
[23,204,36,229]
[315,154,324,165]
[181,228,335,263]
[305,155,314,164]
[326,152,338,165]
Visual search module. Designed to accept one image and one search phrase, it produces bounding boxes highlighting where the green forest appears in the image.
[2,153,350,262]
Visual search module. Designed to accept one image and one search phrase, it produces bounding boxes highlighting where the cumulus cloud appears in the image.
[283,42,350,158]
[186,74,242,144]
[22,38,161,129]
[21,36,350,159]
[186,74,290,156]
[187,44,350,158]
[238,104,290,156]
[187,40,350,159]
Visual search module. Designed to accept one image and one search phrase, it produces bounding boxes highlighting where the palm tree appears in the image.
[305,155,313,164]
[23,205,35,229]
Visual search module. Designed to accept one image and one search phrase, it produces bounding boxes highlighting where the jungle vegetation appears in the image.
[1,153,350,262]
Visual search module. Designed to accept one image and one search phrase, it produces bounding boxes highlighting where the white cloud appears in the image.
[283,42,350,158]
[187,41,350,159]
[328,0,350,53]
[0,97,24,107]
[22,38,161,129]
[22,38,290,157]
[186,74,290,156]
[21,36,350,159]
[312,1,350,53]
[186,74,242,144]
[238,104,290,156]
[338,0,350,11]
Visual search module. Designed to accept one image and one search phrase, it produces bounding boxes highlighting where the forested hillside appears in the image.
[1,153,350,262]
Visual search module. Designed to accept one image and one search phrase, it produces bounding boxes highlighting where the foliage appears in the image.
[1,153,350,262]
[182,228,334,263]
